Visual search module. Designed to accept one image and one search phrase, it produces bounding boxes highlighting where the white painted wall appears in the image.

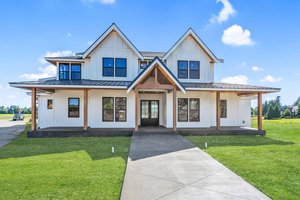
[38,95,54,129]
[165,35,214,83]
[238,98,251,127]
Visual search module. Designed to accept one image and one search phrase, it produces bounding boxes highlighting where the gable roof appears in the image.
[127,57,186,93]
[82,23,143,59]
[162,28,223,63]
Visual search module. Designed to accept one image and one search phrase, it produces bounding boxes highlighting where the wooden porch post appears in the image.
[173,87,177,132]
[257,92,263,130]
[31,88,36,131]
[216,91,221,130]
[83,89,88,131]
[135,88,139,131]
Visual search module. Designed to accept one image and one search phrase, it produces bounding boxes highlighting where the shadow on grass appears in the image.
[0,124,131,161]
[186,135,294,149]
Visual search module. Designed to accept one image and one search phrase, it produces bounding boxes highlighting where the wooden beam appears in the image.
[31,88,36,131]
[154,67,158,84]
[216,91,221,130]
[173,87,177,132]
[83,89,88,131]
[135,89,139,131]
[136,83,175,90]
[258,92,263,130]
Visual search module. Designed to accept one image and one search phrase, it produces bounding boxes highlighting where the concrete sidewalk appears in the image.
[0,120,25,147]
[121,133,270,200]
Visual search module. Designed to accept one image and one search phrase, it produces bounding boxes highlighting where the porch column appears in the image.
[216,91,221,130]
[173,87,177,131]
[135,88,139,131]
[257,92,263,130]
[83,89,88,131]
[31,88,36,131]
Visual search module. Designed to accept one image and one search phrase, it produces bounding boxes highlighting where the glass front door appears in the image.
[141,100,159,126]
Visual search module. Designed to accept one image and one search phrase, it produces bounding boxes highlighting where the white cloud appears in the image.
[8,94,16,99]
[20,65,56,81]
[260,75,282,83]
[0,85,2,90]
[222,24,254,46]
[39,50,74,64]
[252,66,264,72]
[209,0,235,24]
[66,32,72,38]
[221,75,248,85]
[81,0,116,5]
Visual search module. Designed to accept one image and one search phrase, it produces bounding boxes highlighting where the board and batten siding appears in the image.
[165,35,214,83]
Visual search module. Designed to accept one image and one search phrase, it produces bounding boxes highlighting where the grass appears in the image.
[0,124,131,200]
[186,118,300,200]
[0,113,31,121]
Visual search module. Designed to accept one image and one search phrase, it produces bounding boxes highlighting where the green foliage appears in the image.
[265,96,281,119]
[0,105,31,114]
[283,108,291,118]
[297,102,300,117]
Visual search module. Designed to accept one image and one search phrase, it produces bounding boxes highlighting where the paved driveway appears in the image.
[121,133,270,200]
[0,120,25,147]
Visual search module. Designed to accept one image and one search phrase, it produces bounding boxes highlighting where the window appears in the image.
[115,58,127,77]
[47,99,53,109]
[103,58,114,77]
[178,98,188,122]
[189,98,200,121]
[178,61,188,79]
[103,97,114,121]
[221,100,227,118]
[71,64,81,80]
[115,97,126,121]
[189,61,200,79]
[140,61,148,70]
[68,98,79,118]
[59,63,69,80]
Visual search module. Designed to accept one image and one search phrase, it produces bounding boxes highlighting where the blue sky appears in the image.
[0,0,299,107]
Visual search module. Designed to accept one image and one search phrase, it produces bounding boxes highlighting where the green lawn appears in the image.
[0,124,131,200]
[186,118,300,200]
[0,113,31,121]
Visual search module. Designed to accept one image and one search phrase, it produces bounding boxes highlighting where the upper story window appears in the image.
[115,58,127,77]
[103,57,127,77]
[103,58,114,77]
[177,60,200,79]
[178,61,188,79]
[59,63,69,80]
[189,61,200,79]
[71,64,81,80]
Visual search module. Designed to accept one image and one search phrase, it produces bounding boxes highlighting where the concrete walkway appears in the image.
[121,133,270,200]
[0,120,25,147]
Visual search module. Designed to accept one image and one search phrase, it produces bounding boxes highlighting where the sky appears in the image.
[0,0,299,107]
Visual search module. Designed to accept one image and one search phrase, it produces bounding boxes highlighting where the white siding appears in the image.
[38,95,54,128]
[165,35,214,83]
[238,98,251,127]
[83,31,139,81]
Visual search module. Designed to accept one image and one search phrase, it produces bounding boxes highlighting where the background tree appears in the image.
[283,108,291,118]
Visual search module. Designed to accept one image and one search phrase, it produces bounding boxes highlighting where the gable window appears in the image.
[103,58,114,77]
[115,97,126,121]
[178,98,188,122]
[220,100,227,118]
[71,64,81,80]
[189,98,200,121]
[47,99,53,109]
[178,61,188,79]
[59,63,69,80]
[102,97,114,121]
[189,61,200,79]
[115,58,127,77]
[68,98,80,118]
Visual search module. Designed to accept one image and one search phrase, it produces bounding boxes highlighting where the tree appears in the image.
[262,100,268,116]
[297,102,300,117]
[282,108,291,118]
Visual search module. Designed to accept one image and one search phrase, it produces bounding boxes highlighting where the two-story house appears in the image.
[10,23,280,135]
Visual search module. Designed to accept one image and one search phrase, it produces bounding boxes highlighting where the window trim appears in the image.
[189,61,200,79]
[115,97,127,122]
[68,98,80,118]
[221,100,227,118]
[189,98,200,122]
[178,98,189,122]
[115,58,127,77]
[47,99,53,109]
[59,63,70,80]
[177,60,189,79]
[102,57,114,77]
[71,63,81,80]
[102,97,114,122]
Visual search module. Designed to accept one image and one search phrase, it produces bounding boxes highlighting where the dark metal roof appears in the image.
[140,51,166,58]
[182,82,280,91]
[45,56,83,60]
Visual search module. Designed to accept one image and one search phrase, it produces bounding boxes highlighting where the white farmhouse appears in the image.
[10,23,280,136]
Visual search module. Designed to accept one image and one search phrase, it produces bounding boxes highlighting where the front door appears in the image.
[141,100,159,126]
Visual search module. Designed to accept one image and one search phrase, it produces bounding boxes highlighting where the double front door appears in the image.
[141,100,159,126]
